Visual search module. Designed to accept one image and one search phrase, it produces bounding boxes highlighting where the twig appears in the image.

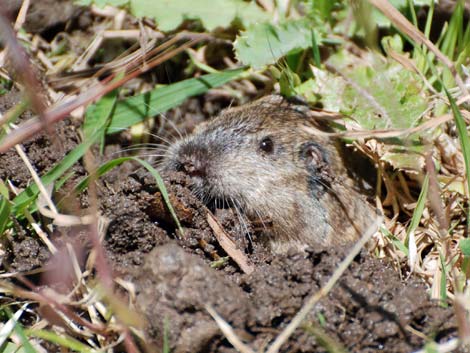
[206,305,255,353]
[207,212,254,274]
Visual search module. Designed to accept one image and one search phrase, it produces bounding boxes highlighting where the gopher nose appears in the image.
[177,143,209,178]
[179,155,207,178]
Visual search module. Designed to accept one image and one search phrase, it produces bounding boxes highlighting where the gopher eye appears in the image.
[259,137,274,154]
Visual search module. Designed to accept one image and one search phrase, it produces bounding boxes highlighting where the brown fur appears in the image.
[162,95,375,251]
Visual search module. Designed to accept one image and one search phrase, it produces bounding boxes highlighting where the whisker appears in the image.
[141,131,175,146]
[140,101,184,139]
[111,146,168,155]
[230,196,251,241]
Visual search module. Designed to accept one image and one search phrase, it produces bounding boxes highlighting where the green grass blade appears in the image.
[423,0,434,39]
[8,310,37,353]
[0,180,11,235]
[163,317,170,353]
[381,226,409,256]
[440,0,463,59]
[311,29,321,67]
[83,88,119,154]
[459,238,470,279]
[25,330,96,353]
[438,251,448,306]
[12,131,101,215]
[406,0,417,27]
[132,157,184,234]
[74,157,131,193]
[0,194,11,236]
[74,156,183,234]
[445,88,470,200]
[105,68,245,134]
[405,174,429,246]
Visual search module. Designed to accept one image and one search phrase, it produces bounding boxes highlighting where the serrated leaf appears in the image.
[298,51,430,171]
[130,0,269,32]
[327,51,427,130]
[234,19,315,69]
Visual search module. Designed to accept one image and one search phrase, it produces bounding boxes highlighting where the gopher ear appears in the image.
[299,142,328,168]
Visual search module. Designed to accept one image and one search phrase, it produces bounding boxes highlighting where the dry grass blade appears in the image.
[207,212,254,274]
[206,305,256,353]
[304,113,459,139]
[4,124,58,215]
[367,0,468,96]
[265,214,383,353]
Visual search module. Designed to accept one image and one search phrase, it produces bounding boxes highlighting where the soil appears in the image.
[0,2,466,353]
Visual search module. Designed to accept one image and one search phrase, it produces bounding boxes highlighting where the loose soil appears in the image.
[0,2,467,352]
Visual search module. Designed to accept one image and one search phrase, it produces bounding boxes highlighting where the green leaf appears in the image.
[25,329,95,353]
[83,88,119,154]
[74,157,131,193]
[445,87,470,199]
[405,174,429,245]
[438,251,448,306]
[459,238,470,256]
[422,341,438,353]
[0,193,11,236]
[234,19,316,69]
[298,50,429,171]
[445,82,470,242]
[381,226,409,256]
[130,0,269,31]
[327,51,428,130]
[440,0,464,60]
[163,318,170,353]
[105,68,245,134]
[9,313,37,353]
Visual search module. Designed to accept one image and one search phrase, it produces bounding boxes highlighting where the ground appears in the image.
[0,1,468,352]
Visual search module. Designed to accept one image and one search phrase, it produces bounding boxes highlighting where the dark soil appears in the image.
[0,2,465,352]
